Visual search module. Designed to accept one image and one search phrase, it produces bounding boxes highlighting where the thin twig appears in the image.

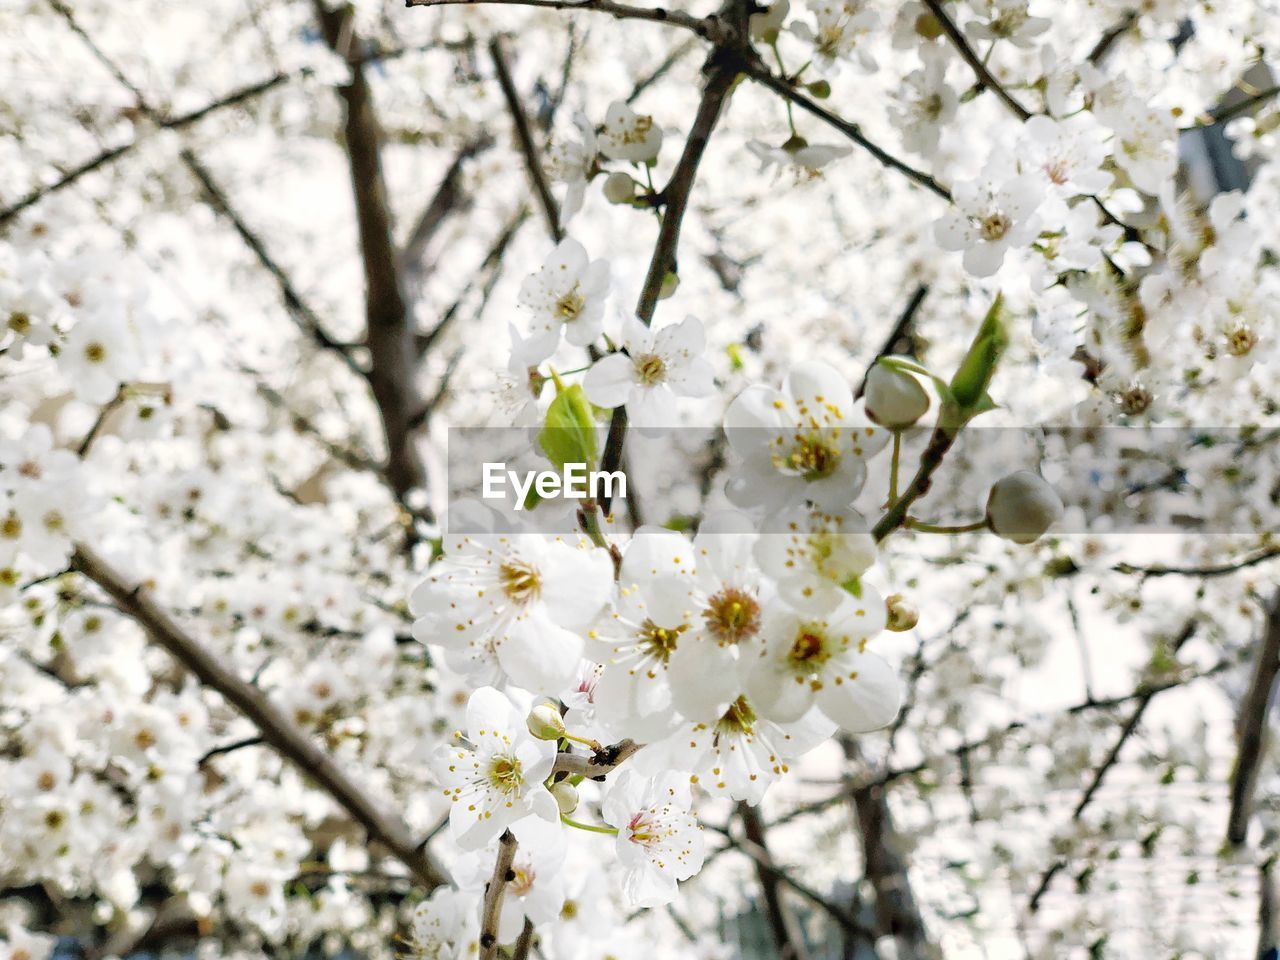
[597,30,742,503]
[1086,11,1136,65]
[921,0,1032,121]
[745,66,952,200]
[489,36,564,242]
[855,283,928,399]
[404,0,716,40]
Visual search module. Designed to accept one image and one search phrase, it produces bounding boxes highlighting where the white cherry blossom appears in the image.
[432,687,559,850]
[517,238,611,363]
[601,770,705,907]
[583,314,714,432]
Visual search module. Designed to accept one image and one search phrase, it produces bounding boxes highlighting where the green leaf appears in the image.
[539,378,599,471]
[949,292,1008,413]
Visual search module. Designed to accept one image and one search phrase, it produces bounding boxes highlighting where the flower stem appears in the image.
[888,429,902,502]
[905,517,988,535]
[562,731,603,752]
[560,815,619,836]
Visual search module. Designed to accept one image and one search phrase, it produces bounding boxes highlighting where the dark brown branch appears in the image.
[871,424,957,541]
[745,66,953,201]
[418,207,530,357]
[70,543,449,890]
[197,736,264,765]
[597,28,742,499]
[1,40,464,230]
[855,284,928,399]
[1086,11,1136,65]
[404,0,716,39]
[1259,851,1278,960]
[315,1,429,511]
[921,0,1032,121]
[738,802,812,960]
[489,36,564,242]
[479,830,518,960]
[45,0,365,375]
[1227,593,1280,847]
[627,38,699,104]
[847,741,933,956]
[1112,547,1280,579]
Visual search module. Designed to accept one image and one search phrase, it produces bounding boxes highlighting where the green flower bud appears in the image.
[549,780,579,815]
[885,593,919,632]
[805,80,831,99]
[658,270,679,300]
[527,702,567,741]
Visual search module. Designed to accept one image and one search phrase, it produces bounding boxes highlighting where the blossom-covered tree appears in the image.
[2,0,1280,958]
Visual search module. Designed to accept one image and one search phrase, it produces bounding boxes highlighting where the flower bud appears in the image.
[539,379,599,471]
[527,702,567,741]
[865,358,930,428]
[658,270,679,300]
[985,471,1064,544]
[805,79,831,99]
[603,172,636,205]
[884,593,919,632]
[549,780,579,815]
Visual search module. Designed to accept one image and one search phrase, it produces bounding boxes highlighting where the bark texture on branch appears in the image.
[315,1,429,510]
[1227,593,1280,847]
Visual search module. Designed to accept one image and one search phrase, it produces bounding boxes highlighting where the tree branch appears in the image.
[1086,11,1136,65]
[847,741,935,958]
[479,830,518,959]
[597,27,742,499]
[404,0,715,40]
[738,802,813,960]
[551,738,641,779]
[0,70,293,229]
[489,36,564,242]
[1227,592,1280,847]
[745,66,953,201]
[314,1,430,514]
[70,543,449,890]
[871,424,957,542]
[855,284,928,399]
[920,0,1032,121]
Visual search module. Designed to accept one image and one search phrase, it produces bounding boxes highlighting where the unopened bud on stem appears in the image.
[985,471,1064,544]
[527,702,567,741]
[865,358,930,428]
[603,172,636,205]
[549,780,579,815]
[885,593,919,632]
